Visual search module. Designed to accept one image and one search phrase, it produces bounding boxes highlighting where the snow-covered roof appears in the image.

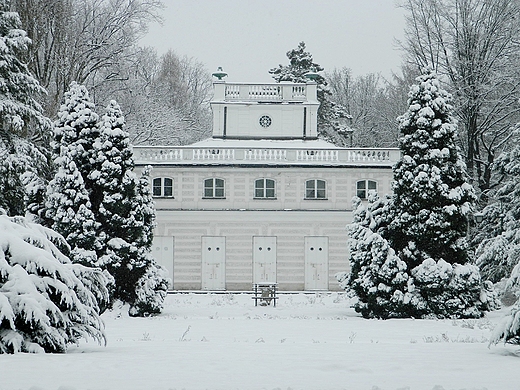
[189,137,341,149]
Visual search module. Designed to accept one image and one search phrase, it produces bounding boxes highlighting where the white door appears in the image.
[305,236,328,290]
[253,236,277,284]
[152,236,174,289]
[201,236,226,290]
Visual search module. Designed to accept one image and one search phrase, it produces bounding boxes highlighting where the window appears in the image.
[152,177,173,197]
[305,179,326,199]
[357,180,377,199]
[254,179,276,199]
[204,178,225,198]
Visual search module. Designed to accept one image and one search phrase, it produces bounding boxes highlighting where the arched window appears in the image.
[254,178,276,199]
[204,178,225,198]
[305,179,326,199]
[152,177,173,197]
[356,180,377,199]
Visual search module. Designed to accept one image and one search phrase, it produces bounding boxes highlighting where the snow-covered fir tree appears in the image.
[0,210,108,353]
[129,166,168,315]
[387,69,475,268]
[0,0,51,216]
[50,88,167,316]
[490,255,520,345]
[52,82,100,203]
[0,137,49,216]
[340,195,412,319]
[386,69,486,318]
[490,299,520,345]
[476,128,520,284]
[341,70,495,318]
[269,42,350,145]
[484,127,520,346]
[91,101,168,316]
[45,151,100,268]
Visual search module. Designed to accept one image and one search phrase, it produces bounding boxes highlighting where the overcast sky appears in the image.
[139,0,406,82]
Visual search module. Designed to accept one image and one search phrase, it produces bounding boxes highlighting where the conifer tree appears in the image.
[344,196,412,319]
[45,151,99,268]
[384,69,486,318]
[386,69,475,267]
[0,0,51,216]
[49,82,104,264]
[92,101,167,316]
[476,128,520,283]
[269,42,350,145]
[481,128,520,345]
[0,210,107,353]
[52,82,100,204]
[341,70,494,319]
[51,88,167,315]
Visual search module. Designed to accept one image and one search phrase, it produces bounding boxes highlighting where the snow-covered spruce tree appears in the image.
[384,69,486,318]
[341,195,413,319]
[52,82,100,204]
[0,210,108,353]
[45,150,100,269]
[388,69,474,265]
[0,0,51,216]
[489,299,520,345]
[269,42,350,145]
[489,256,520,345]
[128,166,168,316]
[476,128,520,284]
[485,130,520,346]
[91,101,168,316]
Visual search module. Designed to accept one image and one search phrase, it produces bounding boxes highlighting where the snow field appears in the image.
[0,293,518,390]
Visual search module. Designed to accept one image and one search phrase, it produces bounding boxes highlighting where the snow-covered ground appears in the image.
[1,292,518,390]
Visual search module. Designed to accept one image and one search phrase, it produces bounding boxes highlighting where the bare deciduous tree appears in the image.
[400,0,520,190]
[326,67,411,148]
[12,0,163,116]
[101,48,213,146]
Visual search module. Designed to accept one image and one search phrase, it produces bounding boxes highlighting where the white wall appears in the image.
[154,210,350,291]
[151,165,394,212]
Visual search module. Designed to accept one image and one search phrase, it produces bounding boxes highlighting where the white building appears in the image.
[134,75,399,291]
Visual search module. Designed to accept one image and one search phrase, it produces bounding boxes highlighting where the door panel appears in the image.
[152,236,174,289]
[304,236,328,290]
[253,236,277,284]
[201,236,226,290]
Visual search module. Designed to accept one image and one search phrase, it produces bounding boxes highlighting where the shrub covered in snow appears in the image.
[0,210,107,353]
[411,259,486,318]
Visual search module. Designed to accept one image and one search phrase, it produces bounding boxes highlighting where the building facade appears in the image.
[134,78,399,291]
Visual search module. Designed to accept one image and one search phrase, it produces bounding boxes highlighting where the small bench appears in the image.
[252,283,278,307]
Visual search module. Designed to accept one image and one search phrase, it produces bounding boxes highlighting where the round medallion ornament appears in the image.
[259,115,272,128]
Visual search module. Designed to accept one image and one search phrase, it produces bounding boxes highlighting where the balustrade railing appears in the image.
[296,150,339,162]
[193,148,235,160]
[137,148,183,161]
[224,83,307,102]
[245,149,287,161]
[346,149,392,162]
[134,146,399,165]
